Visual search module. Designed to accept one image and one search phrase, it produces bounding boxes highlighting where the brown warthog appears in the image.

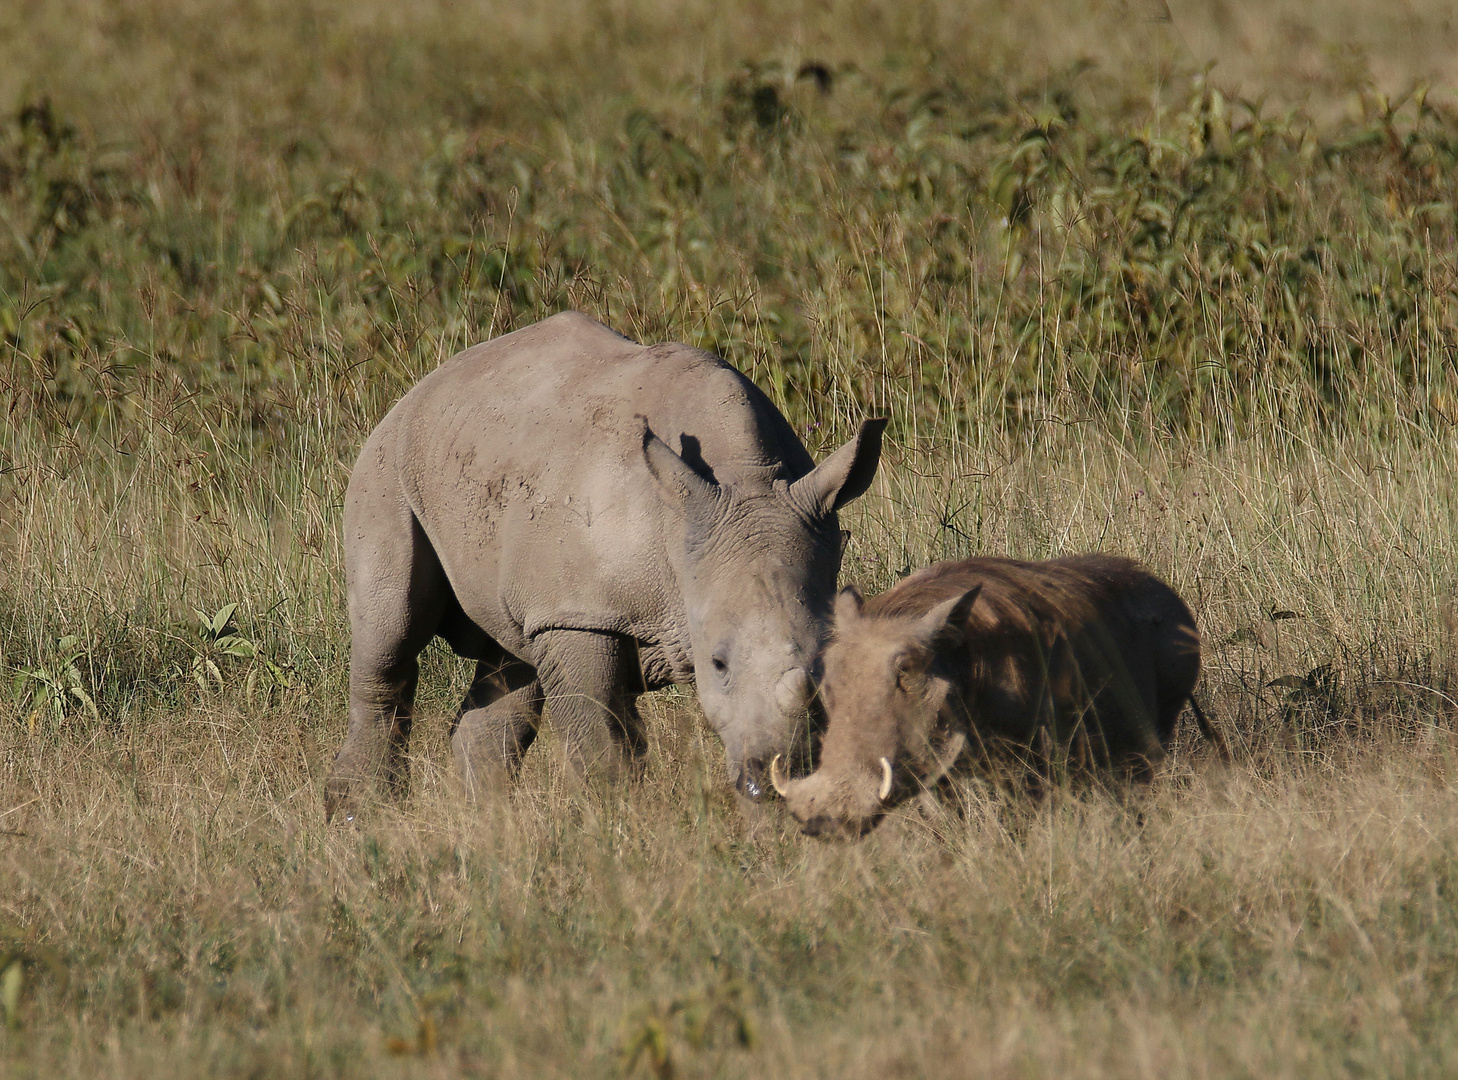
[773,554,1217,837]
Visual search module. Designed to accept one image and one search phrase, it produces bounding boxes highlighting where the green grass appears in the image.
[3,0,1458,1075]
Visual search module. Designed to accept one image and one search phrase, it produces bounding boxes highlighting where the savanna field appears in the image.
[4,0,1458,1075]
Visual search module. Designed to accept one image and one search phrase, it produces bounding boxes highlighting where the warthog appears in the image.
[324,311,885,820]
[773,554,1216,837]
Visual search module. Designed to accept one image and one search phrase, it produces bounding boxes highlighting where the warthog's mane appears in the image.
[865,553,1155,643]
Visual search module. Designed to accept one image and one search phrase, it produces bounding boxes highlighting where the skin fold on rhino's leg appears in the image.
[532,629,647,781]
[451,654,545,799]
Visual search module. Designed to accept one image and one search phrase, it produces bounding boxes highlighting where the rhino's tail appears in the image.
[1188,696,1231,760]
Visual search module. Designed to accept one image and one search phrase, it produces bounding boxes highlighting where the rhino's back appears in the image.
[373,311,813,664]
[396,312,811,479]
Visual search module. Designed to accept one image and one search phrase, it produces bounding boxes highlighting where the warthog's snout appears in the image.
[770,752,893,831]
[799,812,882,839]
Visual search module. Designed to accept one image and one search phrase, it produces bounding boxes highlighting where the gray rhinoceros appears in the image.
[324,311,885,819]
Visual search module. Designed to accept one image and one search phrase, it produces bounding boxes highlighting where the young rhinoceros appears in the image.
[773,554,1211,837]
[324,311,885,821]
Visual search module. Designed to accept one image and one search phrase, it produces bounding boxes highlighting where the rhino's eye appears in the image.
[710,655,729,675]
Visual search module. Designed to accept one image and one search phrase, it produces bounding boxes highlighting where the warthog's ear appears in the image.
[914,584,983,647]
[789,418,888,518]
[834,585,865,626]
[642,420,719,513]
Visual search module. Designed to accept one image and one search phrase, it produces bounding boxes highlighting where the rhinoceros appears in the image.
[323,311,885,819]
[772,554,1218,837]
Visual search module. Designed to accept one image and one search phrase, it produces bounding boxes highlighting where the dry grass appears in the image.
[4,696,1458,1077]
[3,0,1458,1075]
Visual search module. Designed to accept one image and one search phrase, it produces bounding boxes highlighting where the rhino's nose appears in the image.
[774,666,814,713]
[736,758,769,800]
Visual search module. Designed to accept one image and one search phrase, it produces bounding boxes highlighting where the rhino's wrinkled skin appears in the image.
[324,312,885,819]
[775,555,1208,838]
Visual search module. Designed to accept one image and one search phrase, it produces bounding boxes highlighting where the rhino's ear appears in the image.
[642,421,718,512]
[834,585,865,627]
[914,585,982,647]
[789,418,887,518]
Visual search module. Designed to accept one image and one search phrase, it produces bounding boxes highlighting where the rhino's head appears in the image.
[772,584,981,836]
[643,418,886,799]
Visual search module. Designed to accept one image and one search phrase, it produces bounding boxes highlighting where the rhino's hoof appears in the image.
[323,783,355,825]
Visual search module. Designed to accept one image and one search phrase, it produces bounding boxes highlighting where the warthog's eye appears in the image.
[893,652,916,692]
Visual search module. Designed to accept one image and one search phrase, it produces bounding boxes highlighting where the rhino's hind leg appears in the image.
[326,498,451,821]
[533,629,647,781]
[451,655,545,798]
[328,651,430,821]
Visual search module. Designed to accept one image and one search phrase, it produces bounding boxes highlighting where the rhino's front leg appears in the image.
[533,629,647,781]
[452,656,545,798]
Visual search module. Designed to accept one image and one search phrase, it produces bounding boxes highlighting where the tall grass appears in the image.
[3,0,1458,1075]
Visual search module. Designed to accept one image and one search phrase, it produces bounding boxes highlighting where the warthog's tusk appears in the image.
[770,754,790,797]
[877,757,893,801]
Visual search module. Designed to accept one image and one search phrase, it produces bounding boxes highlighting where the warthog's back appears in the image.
[880,554,1200,759]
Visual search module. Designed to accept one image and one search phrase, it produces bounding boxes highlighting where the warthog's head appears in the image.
[773,584,981,836]
[643,419,886,799]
